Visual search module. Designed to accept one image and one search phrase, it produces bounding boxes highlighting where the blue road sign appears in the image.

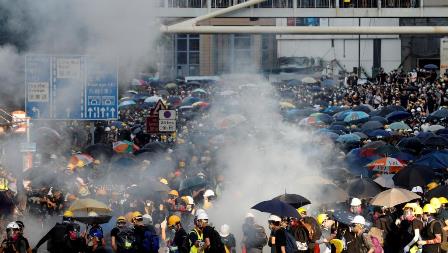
[25,55,118,120]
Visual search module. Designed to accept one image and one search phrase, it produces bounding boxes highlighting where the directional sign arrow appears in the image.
[88,107,93,118]
[100,107,105,118]
[66,108,71,118]
[110,108,116,117]
[32,107,40,118]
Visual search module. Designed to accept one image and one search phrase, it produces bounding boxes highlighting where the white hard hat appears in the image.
[142,214,153,225]
[245,212,255,218]
[219,224,230,237]
[411,186,423,194]
[350,198,362,206]
[186,196,194,205]
[88,211,98,217]
[351,215,366,225]
[195,208,206,218]
[268,214,281,222]
[204,189,215,198]
[197,212,209,220]
[7,222,19,229]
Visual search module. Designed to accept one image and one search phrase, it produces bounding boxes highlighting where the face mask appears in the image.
[171,228,176,234]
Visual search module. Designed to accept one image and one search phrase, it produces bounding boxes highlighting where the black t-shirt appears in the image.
[422,219,442,253]
[111,227,119,238]
[203,226,214,253]
[274,228,286,253]
[173,228,188,253]
[16,236,30,253]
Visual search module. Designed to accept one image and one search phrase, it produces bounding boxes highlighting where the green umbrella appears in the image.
[165,83,178,89]
[389,121,411,131]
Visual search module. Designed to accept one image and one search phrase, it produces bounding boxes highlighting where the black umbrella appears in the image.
[426,185,448,199]
[375,144,400,156]
[352,132,368,140]
[252,199,301,218]
[385,111,411,123]
[179,176,207,194]
[352,105,372,113]
[331,209,372,227]
[430,108,448,119]
[346,177,382,199]
[397,137,423,155]
[423,136,448,148]
[361,121,384,132]
[273,193,311,208]
[74,215,112,225]
[392,164,436,190]
[370,116,388,124]
[84,143,114,161]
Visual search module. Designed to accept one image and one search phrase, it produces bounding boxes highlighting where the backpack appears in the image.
[116,226,136,252]
[142,228,160,253]
[285,230,299,253]
[429,220,448,251]
[66,223,81,241]
[208,227,226,253]
[370,236,383,253]
[246,225,268,249]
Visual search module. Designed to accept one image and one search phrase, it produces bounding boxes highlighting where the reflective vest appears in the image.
[0,178,8,191]
[189,229,204,253]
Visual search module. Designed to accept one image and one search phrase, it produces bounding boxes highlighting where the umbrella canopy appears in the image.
[424,64,438,69]
[301,77,317,84]
[118,100,136,108]
[352,104,373,113]
[336,134,361,144]
[113,140,140,154]
[370,116,388,124]
[252,199,301,219]
[361,121,384,132]
[279,101,296,109]
[423,136,448,148]
[370,188,420,208]
[367,129,392,138]
[144,96,163,104]
[69,198,111,213]
[397,137,423,155]
[374,144,400,156]
[392,164,436,190]
[346,177,382,199]
[388,121,411,131]
[332,209,372,227]
[373,174,395,188]
[192,101,210,109]
[192,88,207,97]
[67,154,95,170]
[427,124,445,133]
[273,193,311,208]
[413,150,448,170]
[352,132,368,140]
[179,176,207,194]
[429,108,448,120]
[164,82,178,90]
[385,111,411,123]
[367,157,405,174]
[426,185,448,199]
[181,96,201,106]
[343,111,370,124]
[74,216,112,225]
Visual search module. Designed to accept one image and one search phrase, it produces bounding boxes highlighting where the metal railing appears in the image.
[161,0,421,7]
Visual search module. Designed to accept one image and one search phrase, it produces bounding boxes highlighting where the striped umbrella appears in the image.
[113,140,140,154]
[367,157,405,174]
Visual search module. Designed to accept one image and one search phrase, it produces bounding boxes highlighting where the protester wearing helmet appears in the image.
[242,213,267,253]
[315,213,335,253]
[202,190,215,210]
[111,216,131,253]
[131,211,159,253]
[1,222,24,253]
[401,203,423,253]
[417,204,442,252]
[342,215,369,253]
[350,198,363,215]
[187,212,205,253]
[267,215,286,253]
[167,215,188,253]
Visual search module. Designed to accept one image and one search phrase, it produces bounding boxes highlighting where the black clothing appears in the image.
[173,228,188,253]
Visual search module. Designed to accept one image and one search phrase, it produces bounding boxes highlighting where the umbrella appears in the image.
[427,124,445,133]
[352,105,373,113]
[336,134,361,144]
[370,116,388,124]
[192,88,207,97]
[179,176,207,194]
[397,137,423,154]
[343,111,369,124]
[373,174,395,188]
[252,199,301,218]
[362,141,387,150]
[332,209,372,227]
[352,132,368,139]
[69,198,111,213]
[413,150,448,170]
[346,177,382,199]
[392,164,436,190]
[301,77,317,84]
[192,101,210,109]
[426,185,448,199]
[84,143,114,160]
[370,188,420,208]
[361,121,384,132]
[165,82,178,89]
[279,101,296,109]
[388,122,411,131]
[113,140,140,154]
[144,96,163,104]
[216,114,247,129]
[329,124,348,133]
[118,100,136,108]
[367,129,392,138]
[429,108,448,119]
[424,64,438,69]
[67,154,95,170]
[181,96,201,106]
[416,132,436,141]
[273,193,311,208]
[385,111,411,123]
[322,106,346,115]
[374,144,400,156]
[367,157,405,174]
[423,136,448,148]
[334,110,353,121]
[74,215,112,225]
[310,113,333,124]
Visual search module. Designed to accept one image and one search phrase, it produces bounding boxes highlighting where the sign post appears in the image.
[145,100,167,134]
[441,37,448,77]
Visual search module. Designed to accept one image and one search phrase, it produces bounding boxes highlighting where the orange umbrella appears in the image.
[113,141,139,154]
[367,157,405,174]
[67,154,95,170]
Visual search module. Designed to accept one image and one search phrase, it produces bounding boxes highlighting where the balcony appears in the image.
[155,0,448,17]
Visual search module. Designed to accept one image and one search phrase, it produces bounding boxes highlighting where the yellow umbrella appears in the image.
[279,101,296,109]
[69,198,111,213]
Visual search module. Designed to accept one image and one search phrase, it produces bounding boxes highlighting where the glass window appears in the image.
[189,52,200,64]
[177,39,187,51]
[189,39,200,51]
[177,52,187,64]
[175,34,200,76]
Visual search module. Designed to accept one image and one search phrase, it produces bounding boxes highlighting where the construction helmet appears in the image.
[160,178,168,185]
[423,204,437,214]
[197,212,209,221]
[439,197,448,205]
[203,189,215,198]
[351,215,366,226]
[268,214,281,222]
[6,222,19,230]
[63,210,74,218]
[430,198,442,209]
[317,214,328,226]
[403,203,418,211]
[169,190,179,197]
[414,206,423,215]
[168,215,181,226]
[350,198,362,206]
[297,207,307,216]
[132,211,143,219]
[427,182,439,191]
[330,239,344,253]
[117,216,126,222]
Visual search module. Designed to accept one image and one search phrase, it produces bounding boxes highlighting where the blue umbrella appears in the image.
[329,125,349,133]
[332,209,372,227]
[424,64,438,70]
[397,137,424,154]
[118,100,136,108]
[322,106,345,115]
[192,88,207,96]
[344,111,370,124]
[144,96,162,104]
[385,111,411,123]
[413,150,448,170]
[361,121,384,132]
[416,132,436,141]
[321,79,337,88]
[337,134,361,144]
[252,199,300,218]
[110,121,125,129]
[181,96,201,106]
[367,129,392,138]
[334,110,353,121]
[370,116,388,124]
[287,79,301,86]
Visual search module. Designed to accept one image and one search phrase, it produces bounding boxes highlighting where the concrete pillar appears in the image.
[200,35,214,75]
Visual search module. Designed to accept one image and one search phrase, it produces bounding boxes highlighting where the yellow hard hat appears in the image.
[414,206,423,215]
[423,204,436,214]
[316,214,328,226]
[403,203,418,211]
[330,239,344,253]
[439,197,448,204]
[427,182,439,191]
[169,190,179,197]
[117,216,126,222]
[160,178,168,185]
[430,198,442,209]
[168,215,181,227]
[297,207,307,215]
[63,210,74,218]
[132,211,143,219]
